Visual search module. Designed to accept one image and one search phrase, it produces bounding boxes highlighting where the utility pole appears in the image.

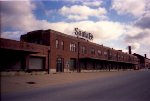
[77,41,81,73]
[48,49,50,74]
[74,27,93,73]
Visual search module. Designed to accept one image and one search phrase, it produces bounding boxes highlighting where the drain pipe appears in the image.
[48,49,50,74]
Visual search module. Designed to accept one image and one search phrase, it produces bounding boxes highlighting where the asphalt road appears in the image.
[2,70,150,101]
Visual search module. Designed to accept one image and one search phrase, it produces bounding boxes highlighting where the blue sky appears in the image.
[1,0,150,58]
[33,0,134,23]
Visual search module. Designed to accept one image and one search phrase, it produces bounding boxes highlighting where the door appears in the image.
[70,58,76,70]
[56,57,64,72]
[29,56,44,70]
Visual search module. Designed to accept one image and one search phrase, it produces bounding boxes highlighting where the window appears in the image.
[56,39,59,48]
[91,48,95,55]
[109,52,112,56]
[70,43,76,52]
[118,55,120,59]
[104,51,107,55]
[124,56,126,60]
[30,39,42,44]
[97,50,102,56]
[61,41,64,50]
[81,46,86,54]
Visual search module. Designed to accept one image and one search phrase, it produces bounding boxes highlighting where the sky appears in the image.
[0,0,150,58]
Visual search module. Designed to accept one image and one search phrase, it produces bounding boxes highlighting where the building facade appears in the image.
[2,29,149,73]
[20,29,138,72]
[0,38,49,72]
[133,53,150,69]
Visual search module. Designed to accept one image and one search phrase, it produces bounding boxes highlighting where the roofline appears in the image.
[48,29,131,55]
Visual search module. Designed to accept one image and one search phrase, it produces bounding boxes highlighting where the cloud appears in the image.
[135,13,150,29]
[1,31,24,40]
[123,24,150,53]
[134,0,150,28]
[125,26,145,37]
[128,42,140,51]
[47,21,125,41]
[1,1,38,31]
[137,46,150,58]
[83,1,102,7]
[111,0,146,17]
[125,31,149,42]
[1,1,147,44]
[1,0,150,58]
[59,5,107,21]
[68,15,88,20]
[124,25,150,42]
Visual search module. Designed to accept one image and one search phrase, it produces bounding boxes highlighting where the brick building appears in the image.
[0,38,49,72]
[133,53,150,69]
[19,29,138,72]
[2,29,149,73]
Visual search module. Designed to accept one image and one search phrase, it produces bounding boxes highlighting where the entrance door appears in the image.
[70,58,76,70]
[56,57,64,72]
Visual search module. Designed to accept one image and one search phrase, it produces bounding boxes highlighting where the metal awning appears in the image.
[79,57,136,64]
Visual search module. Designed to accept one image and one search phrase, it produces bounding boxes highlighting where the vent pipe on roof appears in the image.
[128,46,132,54]
[144,54,147,58]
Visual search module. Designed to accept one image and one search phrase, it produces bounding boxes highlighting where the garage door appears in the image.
[29,57,44,69]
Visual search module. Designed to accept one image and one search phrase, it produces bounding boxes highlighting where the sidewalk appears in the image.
[1,71,131,93]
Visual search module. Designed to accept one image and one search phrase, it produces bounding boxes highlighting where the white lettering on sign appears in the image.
[74,28,93,40]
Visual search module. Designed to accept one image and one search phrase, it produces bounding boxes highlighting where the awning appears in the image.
[79,57,137,64]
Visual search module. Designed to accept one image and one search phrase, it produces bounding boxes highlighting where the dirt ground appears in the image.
[1,71,132,93]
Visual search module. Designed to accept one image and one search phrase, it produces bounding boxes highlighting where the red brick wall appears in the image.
[49,30,78,69]
[0,38,49,70]
[20,29,138,70]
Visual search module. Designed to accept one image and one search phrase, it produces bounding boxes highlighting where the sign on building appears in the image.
[74,28,93,40]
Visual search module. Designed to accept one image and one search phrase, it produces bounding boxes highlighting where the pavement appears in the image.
[1,70,124,93]
[1,70,150,101]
